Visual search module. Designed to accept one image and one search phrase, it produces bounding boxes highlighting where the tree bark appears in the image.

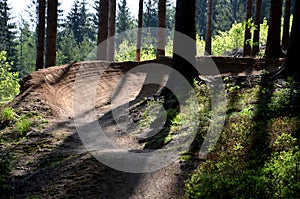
[205,0,213,55]
[280,0,300,75]
[282,0,291,51]
[252,0,262,56]
[36,0,45,70]
[173,0,198,84]
[136,0,143,61]
[45,0,58,67]
[97,0,109,60]
[265,0,283,58]
[156,0,166,59]
[107,0,116,61]
[243,0,252,57]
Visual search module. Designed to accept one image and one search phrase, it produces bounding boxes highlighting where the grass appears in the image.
[133,76,299,198]
[184,77,300,199]
[0,106,51,198]
[0,106,51,145]
[0,107,17,124]
[15,117,31,136]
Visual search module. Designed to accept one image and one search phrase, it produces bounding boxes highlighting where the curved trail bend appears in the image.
[9,57,283,198]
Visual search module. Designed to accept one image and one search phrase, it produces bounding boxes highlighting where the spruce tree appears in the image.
[143,0,158,27]
[165,1,175,30]
[66,0,80,44]
[196,0,207,39]
[16,20,36,77]
[65,0,94,45]
[0,0,17,65]
[116,0,133,33]
[25,0,38,30]
[78,0,95,43]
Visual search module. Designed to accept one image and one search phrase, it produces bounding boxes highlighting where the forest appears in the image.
[0,0,300,198]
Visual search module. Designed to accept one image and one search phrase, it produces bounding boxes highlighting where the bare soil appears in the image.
[3,57,283,199]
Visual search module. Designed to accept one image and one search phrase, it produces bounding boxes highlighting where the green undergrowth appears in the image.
[0,106,49,197]
[135,77,300,198]
[135,82,211,150]
[185,78,300,199]
[0,107,48,140]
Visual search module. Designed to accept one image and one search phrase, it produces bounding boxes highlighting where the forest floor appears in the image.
[0,57,284,199]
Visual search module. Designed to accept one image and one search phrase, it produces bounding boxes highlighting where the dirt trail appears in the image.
[10,59,190,199]
[8,57,283,198]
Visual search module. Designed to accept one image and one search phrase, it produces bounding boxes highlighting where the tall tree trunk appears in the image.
[252,0,262,56]
[173,0,198,84]
[136,0,143,61]
[265,0,283,58]
[243,0,252,57]
[107,0,116,61]
[205,0,213,55]
[97,0,109,60]
[36,0,45,70]
[275,0,300,78]
[45,0,58,67]
[282,0,291,51]
[156,0,166,59]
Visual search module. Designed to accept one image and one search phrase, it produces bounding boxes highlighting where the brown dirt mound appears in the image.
[12,57,283,118]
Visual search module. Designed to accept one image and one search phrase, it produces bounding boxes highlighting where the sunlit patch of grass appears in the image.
[15,117,31,137]
[0,107,18,124]
[185,78,300,198]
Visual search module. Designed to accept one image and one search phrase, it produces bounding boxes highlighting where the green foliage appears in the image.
[114,17,271,59]
[208,16,292,57]
[0,107,17,123]
[165,36,173,56]
[0,51,20,104]
[267,78,300,117]
[115,39,172,62]
[137,81,211,150]
[195,0,208,38]
[143,0,158,27]
[261,149,300,198]
[114,30,177,62]
[57,31,94,65]
[272,132,297,151]
[138,98,164,128]
[214,22,244,54]
[196,35,205,56]
[0,0,18,65]
[208,19,268,56]
[186,147,300,199]
[115,40,136,62]
[1,107,46,140]
[116,0,135,33]
[196,0,270,37]
[64,0,96,45]
[15,117,31,137]
[186,128,300,198]
[140,45,156,61]
[185,80,300,199]
[15,20,36,78]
